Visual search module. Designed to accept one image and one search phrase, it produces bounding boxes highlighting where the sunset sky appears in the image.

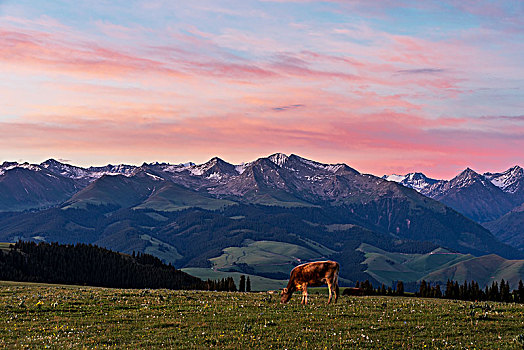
[1,0,523,178]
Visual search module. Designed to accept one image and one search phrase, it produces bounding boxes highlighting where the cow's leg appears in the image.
[301,284,308,304]
[327,281,333,304]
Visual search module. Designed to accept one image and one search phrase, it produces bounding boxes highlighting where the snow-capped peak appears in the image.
[268,153,289,167]
[41,159,93,179]
[450,168,488,189]
[188,158,220,176]
[0,161,42,174]
[484,165,524,193]
[382,174,406,183]
[87,164,137,178]
[160,162,194,173]
[235,162,250,175]
[294,156,346,173]
[382,172,439,193]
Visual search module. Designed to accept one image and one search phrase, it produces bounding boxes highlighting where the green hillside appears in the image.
[209,240,328,278]
[424,254,524,288]
[139,234,182,264]
[63,175,154,210]
[484,204,524,251]
[133,183,235,211]
[359,243,473,285]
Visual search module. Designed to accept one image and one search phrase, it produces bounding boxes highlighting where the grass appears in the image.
[1,282,524,349]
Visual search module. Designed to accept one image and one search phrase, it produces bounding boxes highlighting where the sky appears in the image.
[0,0,523,178]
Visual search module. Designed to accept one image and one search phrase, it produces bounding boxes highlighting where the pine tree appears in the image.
[435,284,442,298]
[246,277,251,292]
[501,279,511,302]
[361,280,373,295]
[445,280,453,299]
[227,277,237,292]
[239,275,246,292]
[396,281,404,296]
[453,281,460,299]
[489,281,499,301]
[419,280,428,297]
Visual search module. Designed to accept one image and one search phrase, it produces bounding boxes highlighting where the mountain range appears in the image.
[383,165,524,251]
[1,154,523,290]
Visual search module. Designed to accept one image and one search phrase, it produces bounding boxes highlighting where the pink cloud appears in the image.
[0,29,187,79]
[2,106,523,178]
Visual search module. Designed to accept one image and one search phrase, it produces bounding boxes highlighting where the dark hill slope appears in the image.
[0,165,80,212]
[0,241,205,290]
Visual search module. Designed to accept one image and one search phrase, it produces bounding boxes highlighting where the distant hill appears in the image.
[484,203,524,251]
[423,254,524,289]
[360,242,524,289]
[359,243,473,285]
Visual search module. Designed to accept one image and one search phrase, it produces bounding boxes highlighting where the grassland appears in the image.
[1,281,524,349]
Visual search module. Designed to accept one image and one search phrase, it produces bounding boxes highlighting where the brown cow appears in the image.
[280,261,339,304]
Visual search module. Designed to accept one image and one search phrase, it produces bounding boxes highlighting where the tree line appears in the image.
[352,279,524,303]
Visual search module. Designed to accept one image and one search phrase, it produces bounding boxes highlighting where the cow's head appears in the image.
[280,288,292,303]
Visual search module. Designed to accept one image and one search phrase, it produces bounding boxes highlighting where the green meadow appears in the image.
[2,281,524,349]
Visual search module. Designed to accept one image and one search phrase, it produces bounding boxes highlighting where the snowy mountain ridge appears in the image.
[383,166,524,223]
[383,166,524,196]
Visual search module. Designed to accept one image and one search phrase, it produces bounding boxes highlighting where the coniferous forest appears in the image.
[350,279,524,304]
[0,241,236,291]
